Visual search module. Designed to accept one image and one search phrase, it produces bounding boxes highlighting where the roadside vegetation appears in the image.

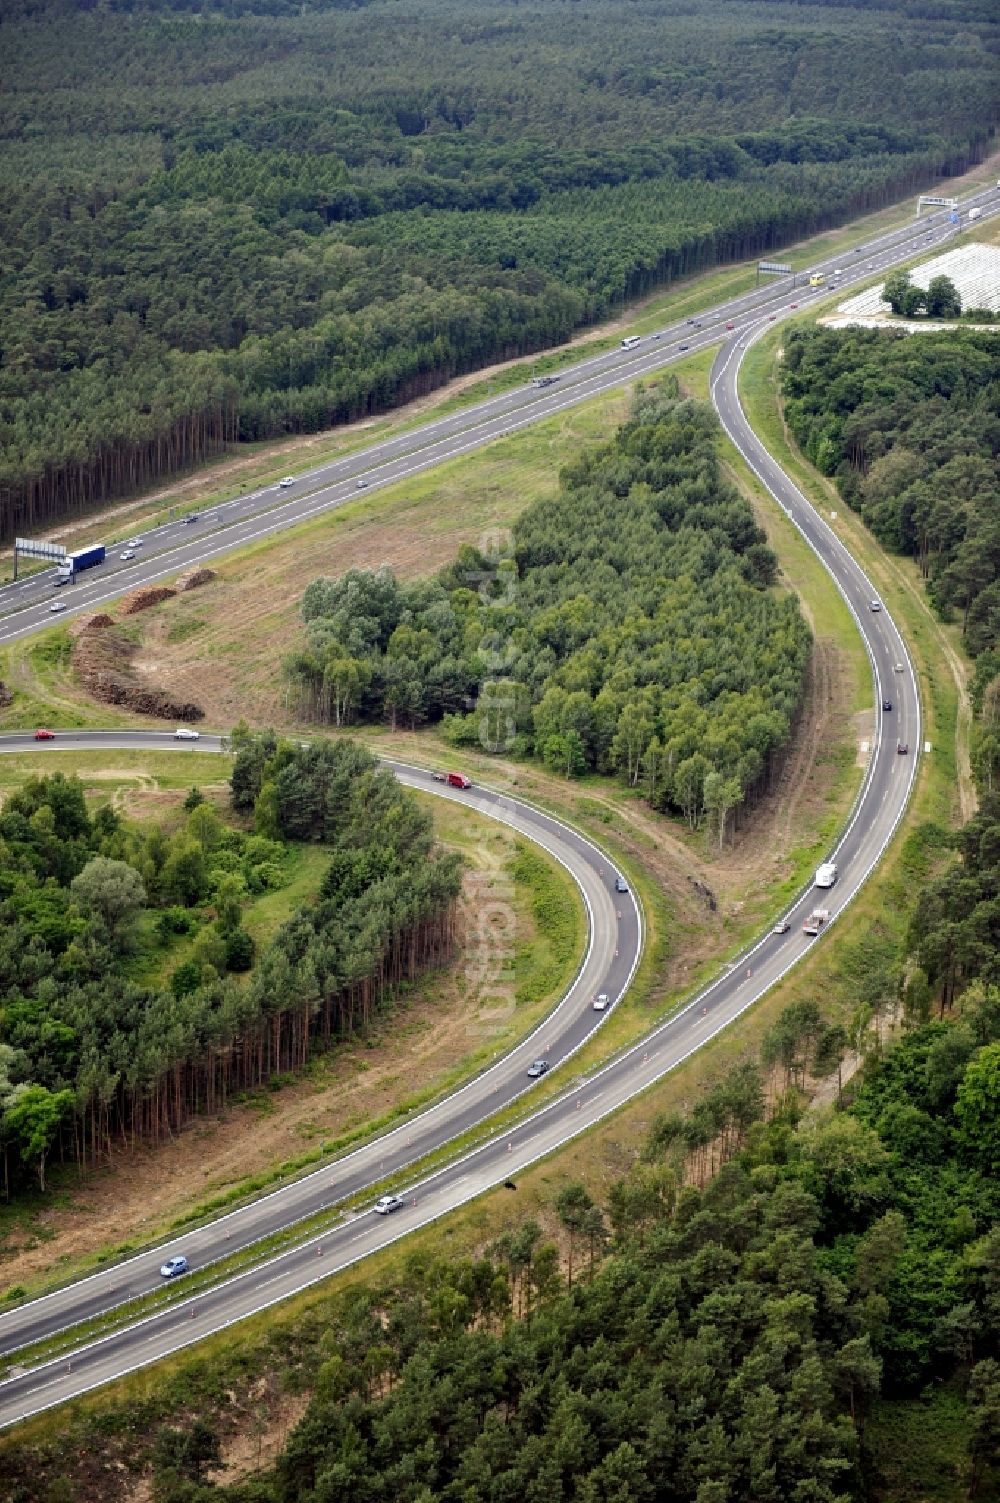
[0,365,867,1299]
[780,326,1000,678]
[777,324,1000,1014]
[1,0,995,540]
[287,386,812,842]
[3,983,997,1503]
[0,737,459,1210]
[0,753,583,1300]
[0,317,994,1503]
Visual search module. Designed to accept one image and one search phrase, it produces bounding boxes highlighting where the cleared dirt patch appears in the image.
[120,585,178,615]
[115,400,615,729]
[73,621,203,721]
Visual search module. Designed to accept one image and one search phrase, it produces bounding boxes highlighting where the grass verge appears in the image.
[0,776,586,1304]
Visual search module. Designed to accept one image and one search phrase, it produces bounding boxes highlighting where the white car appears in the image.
[869,600,881,612]
[49,601,66,613]
[773,919,791,934]
[279,476,294,488]
[120,550,136,561]
[374,1194,404,1215]
[160,1255,189,1278]
[174,728,200,740]
[593,993,610,1011]
[128,538,143,547]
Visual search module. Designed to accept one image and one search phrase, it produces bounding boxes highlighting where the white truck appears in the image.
[815,862,838,888]
[803,907,831,937]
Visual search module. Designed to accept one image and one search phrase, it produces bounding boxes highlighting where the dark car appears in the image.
[526,1059,549,1079]
[184,513,200,524]
[679,343,689,351]
[615,875,629,894]
[160,1255,189,1278]
[883,699,892,712]
[897,741,909,755]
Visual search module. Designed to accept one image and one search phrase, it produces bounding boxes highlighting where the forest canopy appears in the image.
[0,740,460,1200]
[1,0,997,536]
[62,984,996,1503]
[287,386,812,837]
[779,327,1000,665]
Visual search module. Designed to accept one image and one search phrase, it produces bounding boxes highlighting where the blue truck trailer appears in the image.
[56,544,105,583]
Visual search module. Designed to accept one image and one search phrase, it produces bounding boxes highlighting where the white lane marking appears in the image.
[256,1273,291,1291]
[5,203,993,639]
[0,200,991,1418]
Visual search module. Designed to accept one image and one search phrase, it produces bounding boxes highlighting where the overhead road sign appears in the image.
[15,538,66,561]
[13,538,66,580]
[917,195,957,216]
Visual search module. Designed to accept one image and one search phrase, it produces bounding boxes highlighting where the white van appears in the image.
[621,335,641,350]
[815,862,838,889]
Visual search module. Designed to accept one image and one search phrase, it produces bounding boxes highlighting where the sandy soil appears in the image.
[123,1387,310,1501]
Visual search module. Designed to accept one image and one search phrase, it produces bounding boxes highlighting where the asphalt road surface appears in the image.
[0,737,641,1360]
[1,183,996,643]
[0,183,992,1425]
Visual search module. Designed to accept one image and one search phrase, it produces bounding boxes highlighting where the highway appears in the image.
[1,182,997,645]
[0,736,641,1359]
[0,182,993,1425]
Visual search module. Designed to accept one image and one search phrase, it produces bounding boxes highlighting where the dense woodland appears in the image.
[780,328,1000,659]
[0,736,460,1200]
[1,0,998,537]
[29,986,989,1503]
[779,325,1000,797]
[289,387,811,837]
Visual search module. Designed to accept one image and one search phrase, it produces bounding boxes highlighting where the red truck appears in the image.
[447,772,472,789]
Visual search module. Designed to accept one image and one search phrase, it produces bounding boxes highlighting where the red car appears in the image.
[34,728,55,740]
[447,772,472,789]
[725,321,735,330]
